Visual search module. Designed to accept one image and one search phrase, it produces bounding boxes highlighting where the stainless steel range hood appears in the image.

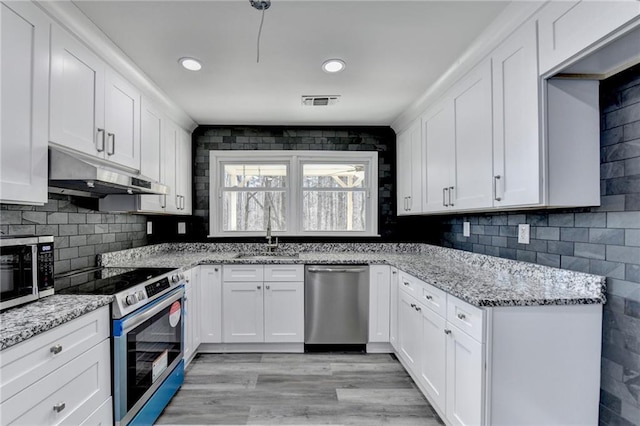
[48,148,168,197]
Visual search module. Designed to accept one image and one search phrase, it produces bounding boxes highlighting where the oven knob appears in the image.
[170,274,180,284]
[137,291,145,300]
[125,294,138,306]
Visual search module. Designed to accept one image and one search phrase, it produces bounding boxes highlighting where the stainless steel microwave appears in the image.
[0,235,54,310]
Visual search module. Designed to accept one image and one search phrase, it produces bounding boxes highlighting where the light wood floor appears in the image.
[156,353,445,425]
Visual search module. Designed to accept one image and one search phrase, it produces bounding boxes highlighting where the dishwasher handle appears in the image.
[307,267,368,273]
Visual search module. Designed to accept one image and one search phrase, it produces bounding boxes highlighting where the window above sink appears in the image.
[208,151,379,238]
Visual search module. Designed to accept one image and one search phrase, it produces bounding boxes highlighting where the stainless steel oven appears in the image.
[0,235,54,310]
[113,284,185,426]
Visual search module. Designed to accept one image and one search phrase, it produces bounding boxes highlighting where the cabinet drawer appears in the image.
[447,296,485,343]
[0,306,109,403]
[398,271,421,297]
[0,338,111,425]
[223,265,264,281]
[421,283,447,318]
[79,397,112,426]
[264,265,304,282]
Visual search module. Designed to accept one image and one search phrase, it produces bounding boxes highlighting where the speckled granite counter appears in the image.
[99,243,606,308]
[0,295,113,351]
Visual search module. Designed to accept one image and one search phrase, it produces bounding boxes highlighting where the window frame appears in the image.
[209,150,378,237]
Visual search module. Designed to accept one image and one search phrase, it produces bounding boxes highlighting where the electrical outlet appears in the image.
[463,221,471,237]
[178,222,186,235]
[518,224,530,244]
[146,221,153,235]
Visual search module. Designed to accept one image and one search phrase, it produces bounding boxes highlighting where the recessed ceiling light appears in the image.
[322,59,346,73]
[179,57,202,71]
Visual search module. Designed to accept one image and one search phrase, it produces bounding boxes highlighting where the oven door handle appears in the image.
[121,288,184,334]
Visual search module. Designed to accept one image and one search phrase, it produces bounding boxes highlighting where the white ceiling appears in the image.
[72,0,508,126]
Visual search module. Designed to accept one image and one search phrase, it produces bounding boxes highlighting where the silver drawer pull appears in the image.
[266,285,270,290]
[257,285,262,290]
[402,282,410,286]
[53,402,66,413]
[415,306,422,312]
[50,344,62,355]
[410,303,416,308]
[424,295,433,300]
[444,329,452,335]
[457,313,466,320]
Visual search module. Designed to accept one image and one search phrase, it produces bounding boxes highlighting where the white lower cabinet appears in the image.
[200,265,222,343]
[389,267,399,351]
[394,270,602,426]
[0,306,112,425]
[368,265,391,343]
[184,267,202,366]
[222,265,304,344]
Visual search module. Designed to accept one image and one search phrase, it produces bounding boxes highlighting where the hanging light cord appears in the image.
[257,7,265,63]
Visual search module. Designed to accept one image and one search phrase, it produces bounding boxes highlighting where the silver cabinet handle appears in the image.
[444,329,452,335]
[107,133,115,155]
[214,268,219,272]
[96,128,105,152]
[50,344,62,355]
[176,195,181,209]
[392,270,397,275]
[415,306,422,312]
[410,303,416,308]
[402,281,410,286]
[407,195,412,211]
[449,186,454,206]
[161,194,167,209]
[443,187,448,207]
[424,295,433,300]
[266,285,270,290]
[494,175,502,201]
[257,285,261,290]
[457,313,466,320]
[53,402,66,413]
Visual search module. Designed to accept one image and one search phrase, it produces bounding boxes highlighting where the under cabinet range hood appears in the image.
[48,148,169,197]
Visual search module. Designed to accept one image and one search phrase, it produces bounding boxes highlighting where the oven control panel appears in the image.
[113,270,185,318]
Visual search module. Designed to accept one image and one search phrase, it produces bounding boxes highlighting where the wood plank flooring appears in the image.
[156,353,445,425]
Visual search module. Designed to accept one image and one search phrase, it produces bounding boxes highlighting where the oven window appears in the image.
[126,299,182,410]
[0,246,33,299]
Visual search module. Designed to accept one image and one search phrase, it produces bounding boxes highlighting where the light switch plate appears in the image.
[518,224,530,244]
[178,222,186,235]
[146,221,153,235]
[463,221,471,237]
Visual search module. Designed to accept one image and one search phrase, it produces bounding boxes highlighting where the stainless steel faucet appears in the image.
[265,206,279,252]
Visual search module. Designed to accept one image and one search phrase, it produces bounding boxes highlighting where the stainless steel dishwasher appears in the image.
[304,265,369,345]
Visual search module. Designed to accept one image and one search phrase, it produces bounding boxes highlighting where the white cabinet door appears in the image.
[398,291,422,374]
[423,99,455,213]
[492,21,541,208]
[450,61,493,211]
[396,120,422,215]
[389,268,399,351]
[183,273,194,364]
[538,1,640,75]
[222,282,264,343]
[420,306,447,412]
[200,265,222,343]
[177,128,192,214]
[191,267,201,352]
[446,323,484,426]
[264,282,304,343]
[104,70,140,170]
[0,1,49,205]
[50,25,105,157]
[138,98,166,212]
[369,265,391,343]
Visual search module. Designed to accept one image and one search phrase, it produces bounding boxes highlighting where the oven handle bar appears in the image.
[121,287,184,334]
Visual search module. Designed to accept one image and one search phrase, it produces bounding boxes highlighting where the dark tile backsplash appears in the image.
[0,193,147,288]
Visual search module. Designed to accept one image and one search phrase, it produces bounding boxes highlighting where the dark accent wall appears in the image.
[155,125,405,242]
[0,194,147,286]
[432,65,640,426]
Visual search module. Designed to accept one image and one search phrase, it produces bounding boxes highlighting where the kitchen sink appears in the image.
[234,252,300,260]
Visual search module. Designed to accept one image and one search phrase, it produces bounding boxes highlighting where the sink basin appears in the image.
[234,252,300,260]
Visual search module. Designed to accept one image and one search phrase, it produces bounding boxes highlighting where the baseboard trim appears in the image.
[197,343,304,353]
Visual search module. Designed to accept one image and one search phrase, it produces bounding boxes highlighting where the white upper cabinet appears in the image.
[138,98,166,212]
[538,0,640,75]
[491,20,541,207]
[423,99,455,213]
[177,128,192,215]
[50,25,141,171]
[396,120,423,215]
[0,1,50,205]
[450,61,493,211]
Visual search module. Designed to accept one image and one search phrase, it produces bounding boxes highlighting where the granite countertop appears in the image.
[99,243,606,308]
[0,294,113,351]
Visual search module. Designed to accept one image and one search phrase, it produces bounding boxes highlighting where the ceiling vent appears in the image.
[302,95,340,107]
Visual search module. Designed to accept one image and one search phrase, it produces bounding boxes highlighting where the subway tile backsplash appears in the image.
[0,194,147,282]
